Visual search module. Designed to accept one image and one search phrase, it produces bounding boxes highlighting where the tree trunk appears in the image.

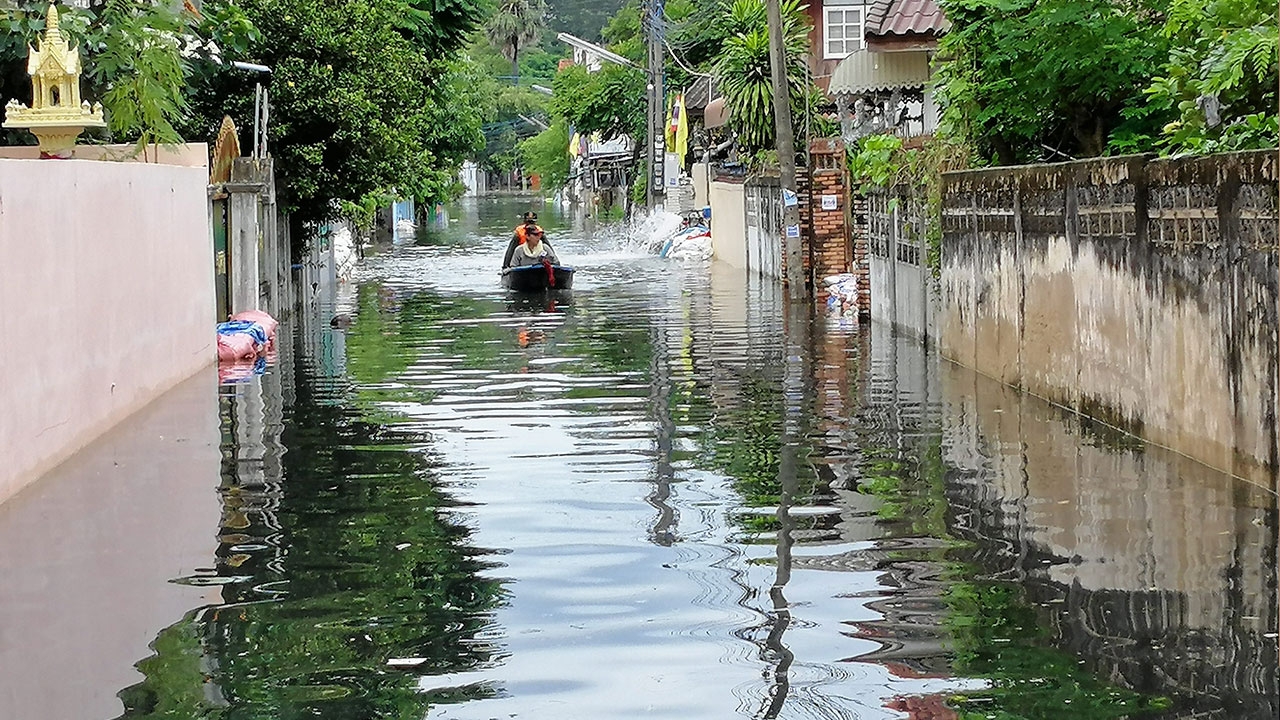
[511,38,520,84]
[993,136,1016,166]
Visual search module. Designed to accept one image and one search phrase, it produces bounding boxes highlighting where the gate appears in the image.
[744,177,783,279]
[211,195,230,320]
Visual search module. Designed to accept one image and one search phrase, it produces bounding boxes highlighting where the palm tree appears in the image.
[714,0,811,154]
[485,0,548,83]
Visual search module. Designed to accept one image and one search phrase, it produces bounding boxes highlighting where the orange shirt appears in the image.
[515,224,544,244]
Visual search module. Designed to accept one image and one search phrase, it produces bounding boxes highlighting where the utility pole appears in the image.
[766,0,805,299]
[645,0,666,209]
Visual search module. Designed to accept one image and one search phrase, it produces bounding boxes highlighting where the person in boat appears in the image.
[508,225,559,267]
[503,211,547,268]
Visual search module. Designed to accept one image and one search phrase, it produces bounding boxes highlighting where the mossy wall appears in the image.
[939,150,1279,487]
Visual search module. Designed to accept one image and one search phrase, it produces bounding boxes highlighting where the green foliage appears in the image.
[1146,0,1278,153]
[668,0,732,67]
[182,0,488,230]
[474,84,549,172]
[0,0,209,152]
[848,134,966,274]
[485,0,548,79]
[713,0,811,154]
[389,0,489,55]
[93,0,188,153]
[847,134,905,191]
[466,30,562,85]
[550,62,646,141]
[599,0,643,61]
[520,117,570,191]
[935,0,1172,164]
[630,161,647,206]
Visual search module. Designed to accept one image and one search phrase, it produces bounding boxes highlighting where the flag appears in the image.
[568,126,581,158]
[665,93,689,160]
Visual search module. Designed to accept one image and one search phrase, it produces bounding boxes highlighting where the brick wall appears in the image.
[801,138,869,314]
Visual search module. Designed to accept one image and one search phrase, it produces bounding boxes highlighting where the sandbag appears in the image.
[229,310,279,341]
[217,332,259,361]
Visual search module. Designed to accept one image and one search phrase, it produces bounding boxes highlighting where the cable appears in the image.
[662,36,714,78]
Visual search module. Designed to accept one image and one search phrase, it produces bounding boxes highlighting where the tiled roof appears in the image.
[867,0,950,37]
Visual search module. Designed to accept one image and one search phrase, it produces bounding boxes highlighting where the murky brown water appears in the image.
[0,196,1275,719]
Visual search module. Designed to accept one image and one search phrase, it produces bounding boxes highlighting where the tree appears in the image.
[667,0,732,67]
[1146,0,1278,154]
[550,63,646,142]
[510,3,644,196]
[544,0,627,40]
[91,0,190,157]
[520,117,570,190]
[485,0,548,82]
[934,0,1172,164]
[389,0,487,54]
[181,0,489,235]
[0,0,223,155]
[713,0,811,155]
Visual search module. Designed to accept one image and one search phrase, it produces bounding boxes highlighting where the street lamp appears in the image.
[231,61,272,160]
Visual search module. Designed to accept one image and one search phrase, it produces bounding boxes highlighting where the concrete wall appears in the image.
[709,178,747,268]
[0,156,214,502]
[691,162,710,209]
[939,150,1279,486]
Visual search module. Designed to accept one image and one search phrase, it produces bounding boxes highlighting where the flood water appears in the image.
[1,196,1277,719]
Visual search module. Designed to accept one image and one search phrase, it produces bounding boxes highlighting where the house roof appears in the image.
[556,32,636,69]
[866,0,950,38]
[683,76,720,111]
[828,49,931,95]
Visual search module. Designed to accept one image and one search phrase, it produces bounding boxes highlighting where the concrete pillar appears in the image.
[226,159,272,315]
[227,184,261,314]
[692,162,710,209]
[276,208,293,319]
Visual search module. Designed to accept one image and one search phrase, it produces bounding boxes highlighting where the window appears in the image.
[823,0,867,60]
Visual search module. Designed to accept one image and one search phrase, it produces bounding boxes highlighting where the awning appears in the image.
[828,49,931,95]
[705,97,730,128]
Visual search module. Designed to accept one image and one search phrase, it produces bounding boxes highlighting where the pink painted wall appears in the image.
[0,156,214,503]
[0,142,209,167]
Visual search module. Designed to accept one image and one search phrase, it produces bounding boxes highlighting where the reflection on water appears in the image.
[105,196,1276,720]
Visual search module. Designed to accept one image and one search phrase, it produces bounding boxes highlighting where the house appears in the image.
[556,33,637,212]
[808,0,949,140]
[557,32,633,73]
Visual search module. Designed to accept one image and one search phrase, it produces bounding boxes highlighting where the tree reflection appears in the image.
[115,330,506,719]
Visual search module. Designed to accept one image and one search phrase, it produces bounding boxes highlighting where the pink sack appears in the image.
[230,310,279,340]
[217,332,259,361]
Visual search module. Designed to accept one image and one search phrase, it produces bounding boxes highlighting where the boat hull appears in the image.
[501,265,575,292]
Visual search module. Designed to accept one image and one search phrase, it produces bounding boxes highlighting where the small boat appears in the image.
[501,264,575,292]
